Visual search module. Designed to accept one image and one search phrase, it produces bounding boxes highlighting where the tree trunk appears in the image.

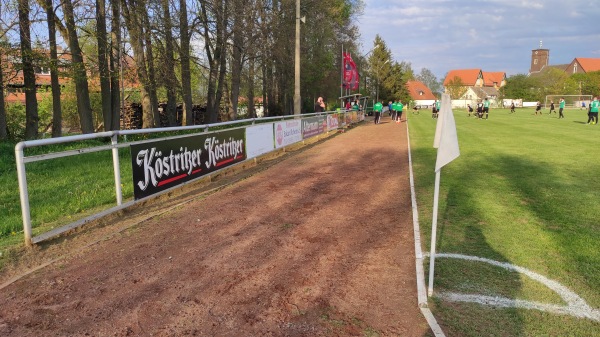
[110,0,121,130]
[162,0,177,126]
[63,0,94,134]
[0,51,7,140]
[230,4,243,121]
[141,8,160,127]
[179,0,193,126]
[247,56,255,118]
[18,0,38,139]
[122,0,155,128]
[262,58,267,117]
[96,0,112,131]
[200,1,217,123]
[214,0,228,123]
[44,0,62,138]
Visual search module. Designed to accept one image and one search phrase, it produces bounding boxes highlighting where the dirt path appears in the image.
[0,115,431,336]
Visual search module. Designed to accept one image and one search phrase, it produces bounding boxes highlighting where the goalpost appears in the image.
[545,95,592,109]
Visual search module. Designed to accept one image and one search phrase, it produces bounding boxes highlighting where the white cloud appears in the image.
[358,0,600,79]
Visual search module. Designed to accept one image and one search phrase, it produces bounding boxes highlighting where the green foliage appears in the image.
[4,104,26,140]
[417,68,442,95]
[445,76,468,99]
[500,74,540,101]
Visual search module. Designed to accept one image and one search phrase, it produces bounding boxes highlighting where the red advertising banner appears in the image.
[342,52,359,90]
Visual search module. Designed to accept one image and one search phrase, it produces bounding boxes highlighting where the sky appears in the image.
[358,0,600,81]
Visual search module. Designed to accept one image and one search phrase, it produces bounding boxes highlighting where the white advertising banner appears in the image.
[246,123,275,159]
[327,114,340,131]
[274,119,303,149]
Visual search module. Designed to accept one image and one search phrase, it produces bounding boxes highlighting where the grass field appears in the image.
[0,140,134,250]
[408,107,600,336]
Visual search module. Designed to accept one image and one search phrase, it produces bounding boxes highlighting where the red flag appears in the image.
[343,53,359,90]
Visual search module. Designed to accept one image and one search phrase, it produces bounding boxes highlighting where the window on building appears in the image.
[573,63,578,73]
[534,59,538,65]
[34,66,50,75]
[419,91,424,96]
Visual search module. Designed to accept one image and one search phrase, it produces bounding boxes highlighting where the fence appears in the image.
[15,111,364,246]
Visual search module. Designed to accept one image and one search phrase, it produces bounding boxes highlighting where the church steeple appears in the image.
[529,41,549,74]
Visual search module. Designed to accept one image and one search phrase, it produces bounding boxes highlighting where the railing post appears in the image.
[111,133,123,206]
[15,143,33,246]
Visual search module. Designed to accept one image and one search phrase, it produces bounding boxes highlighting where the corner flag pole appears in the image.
[428,170,441,297]
[428,93,460,297]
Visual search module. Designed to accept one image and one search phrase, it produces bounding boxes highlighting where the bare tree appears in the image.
[179,0,193,125]
[41,0,63,138]
[109,0,121,130]
[63,0,94,133]
[96,0,113,131]
[122,0,158,128]
[160,0,177,126]
[18,0,38,139]
[0,46,7,140]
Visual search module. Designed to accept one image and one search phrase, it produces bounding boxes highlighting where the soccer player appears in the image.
[373,100,383,124]
[558,98,565,119]
[483,97,490,119]
[587,96,599,125]
[397,100,404,123]
[549,101,556,114]
[476,100,484,119]
[535,101,542,115]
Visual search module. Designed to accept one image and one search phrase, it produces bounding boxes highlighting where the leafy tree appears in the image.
[572,71,600,97]
[500,74,541,101]
[416,68,441,95]
[445,76,468,100]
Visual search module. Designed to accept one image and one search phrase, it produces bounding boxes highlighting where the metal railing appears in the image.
[15,111,356,246]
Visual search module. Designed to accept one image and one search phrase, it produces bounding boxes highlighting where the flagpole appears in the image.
[340,45,344,105]
[428,169,441,296]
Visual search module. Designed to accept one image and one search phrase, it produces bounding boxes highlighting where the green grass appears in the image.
[408,108,600,336]
[0,139,134,249]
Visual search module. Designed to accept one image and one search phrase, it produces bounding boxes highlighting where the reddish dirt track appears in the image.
[0,114,432,336]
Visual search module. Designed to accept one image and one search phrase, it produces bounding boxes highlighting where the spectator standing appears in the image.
[558,98,565,119]
[314,97,326,113]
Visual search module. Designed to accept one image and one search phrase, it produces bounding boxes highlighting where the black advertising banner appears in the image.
[130,129,246,200]
[302,116,326,139]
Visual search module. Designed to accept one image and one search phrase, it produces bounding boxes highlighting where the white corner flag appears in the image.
[428,93,460,297]
[434,93,460,172]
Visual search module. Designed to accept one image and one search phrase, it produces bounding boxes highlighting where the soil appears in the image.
[0,115,432,336]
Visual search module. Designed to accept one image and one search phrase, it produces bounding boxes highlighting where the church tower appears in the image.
[529,40,549,74]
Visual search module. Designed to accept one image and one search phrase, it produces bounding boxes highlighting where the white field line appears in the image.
[406,121,446,336]
[427,253,600,322]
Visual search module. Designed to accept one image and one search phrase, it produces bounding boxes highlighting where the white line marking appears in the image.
[426,253,600,322]
[406,121,446,336]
